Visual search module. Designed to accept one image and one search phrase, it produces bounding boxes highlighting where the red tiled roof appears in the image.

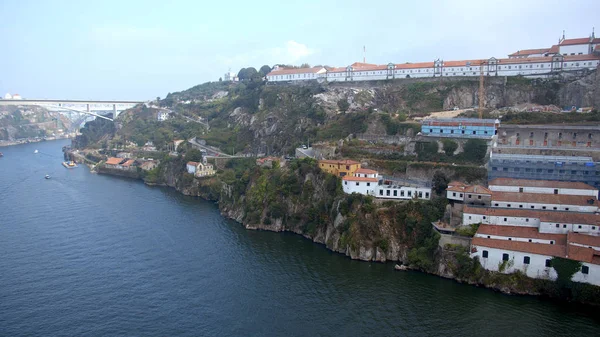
[463,185,491,195]
[122,159,135,167]
[509,48,550,57]
[447,186,465,192]
[568,232,600,247]
[472,237,567,258]
[395,62,435,69]
[489,178,597,190]
[566,244,599,264]
[448,181,467,188]
[477,224,566,244]
[355,168,378,174]
[492,191,598,207]
[106,157,122,165]
[187,161,199,166]
[267,67,325,76]
[463,205,600,225]
[342,176,378,182]
[595,45,600,52]
[560,38,592,46]
[549,45,559,54]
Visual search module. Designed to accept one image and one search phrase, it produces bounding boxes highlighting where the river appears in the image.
[1,140,599,336]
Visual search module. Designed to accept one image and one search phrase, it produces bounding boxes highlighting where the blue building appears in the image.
[488,153,600,189]
[421,118,499,139]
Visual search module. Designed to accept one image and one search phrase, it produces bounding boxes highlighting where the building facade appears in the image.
[318,159,361,177]
[421,118,500,139]
[488,153,600,189]
[497,125,600,149]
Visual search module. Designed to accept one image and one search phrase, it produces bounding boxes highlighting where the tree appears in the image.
[300,63,310,68]
[337,98,350,112]
[237,68,247,80]
[462,139,488,163]
[219,77,222,82]
[259,65,272,77]
[432,171,449,195]
[184,148,203,163]
[442,139,458,156]
[156,96,160,103]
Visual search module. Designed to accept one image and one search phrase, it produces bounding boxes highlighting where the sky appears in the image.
[0,0,598,100]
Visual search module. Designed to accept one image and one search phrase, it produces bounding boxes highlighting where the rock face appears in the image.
[0,105,72,141]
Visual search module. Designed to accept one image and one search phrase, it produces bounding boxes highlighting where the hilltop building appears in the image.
[421,118,500,139]
[266,31,600,84]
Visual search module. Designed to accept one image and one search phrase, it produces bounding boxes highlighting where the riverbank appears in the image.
[0,134,74,147]
[86,153,600,306]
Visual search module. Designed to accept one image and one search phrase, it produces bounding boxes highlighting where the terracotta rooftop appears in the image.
[568,232,600,248]
[187,161,200,166]
[355,168,378,174]
[489,178,597,191]
[448,181,467,188]
[267,67,325,76]
[463,205,600,225]
[508,48,550,57]
[106,157,122,165]
[122,159,135,167]
[342,176,378,182]
[477,224,567,244]
[473,234,600,265]
[492,191,598,207]
[560,37,592,46]
[447,186,465,193]
[549,45,559,54]
[463,185,492,195]
[472,237,567,259]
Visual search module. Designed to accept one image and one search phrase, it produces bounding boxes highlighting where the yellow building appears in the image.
[318,159,361,177]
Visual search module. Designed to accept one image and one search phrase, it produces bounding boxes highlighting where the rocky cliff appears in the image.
[0,105,72,141]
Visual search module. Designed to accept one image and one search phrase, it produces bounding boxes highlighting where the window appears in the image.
[401,191,405,197]
[556,224,560,228]
[573,133,577,139]
[589,133,593,139]
[482,250,488,258]
[531,206,535,209]
[553,207,557,210]
[519,187,523,193]
[542,206,547,210]
[530,132,534,138]
[550,240,555,245]
[356,182,359,186]
[528,239,532,242]
[559,132,563,139]
[554,189,558,194]
[526,218,529,222]
[478,195,482,199]
[346,165,350,170]
[483,216,486,219]
[453,192,456,197]
[502,253,509,261]
[578,225,582,229]
[563,224,567,228]
[508,238,512,241]
[524,256,530,264]
[379,190,383,196]
[507,204,511,208]
[344,182,347,185]
[386,190,390,196]
[367,182,370,186]
[407,191,412,197]
[545,259,552,267]
[504,218,507,222]
[393,190,397,196]
[582,265,589,274]
[495,203,499,206]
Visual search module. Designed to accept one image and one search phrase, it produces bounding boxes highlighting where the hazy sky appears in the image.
[0,0,598,100]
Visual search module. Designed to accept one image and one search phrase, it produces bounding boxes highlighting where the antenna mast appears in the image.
[363,46,366,63]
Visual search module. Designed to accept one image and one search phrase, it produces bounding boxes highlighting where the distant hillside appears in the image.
[0,105,72,141]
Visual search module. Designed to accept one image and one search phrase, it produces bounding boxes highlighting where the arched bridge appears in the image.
[0,99,145,121]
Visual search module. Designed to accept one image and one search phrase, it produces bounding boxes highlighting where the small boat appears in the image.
[62,161,77,169]
[34,150,38,154]
[0,152,3,157]
[45,175,51,179]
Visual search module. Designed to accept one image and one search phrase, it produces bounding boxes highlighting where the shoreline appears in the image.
[88,157,600,307]
[0,135,73,148]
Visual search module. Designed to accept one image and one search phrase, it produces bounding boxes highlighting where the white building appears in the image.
[462,206,600,235]
[3,93,12,99]
[194,162,215,178]
[186,161,199,175]
[224,71,238,82]
[491,191,598,213]
[488,178,598,197]
[266,66,327,82]
[470,226,600,286]
[12,93,22,100]
[341,168,431,200]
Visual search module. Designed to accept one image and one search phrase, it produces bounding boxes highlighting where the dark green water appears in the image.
[1,140,599,336]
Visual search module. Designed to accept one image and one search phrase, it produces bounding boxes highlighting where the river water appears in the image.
[1,140,599,336]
